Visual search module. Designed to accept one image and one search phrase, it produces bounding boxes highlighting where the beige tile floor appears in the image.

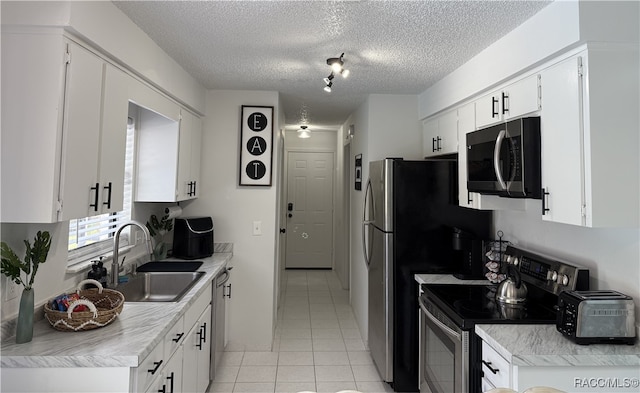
[208,269,393,393]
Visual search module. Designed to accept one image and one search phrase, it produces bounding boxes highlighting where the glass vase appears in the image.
[16,287,34,344]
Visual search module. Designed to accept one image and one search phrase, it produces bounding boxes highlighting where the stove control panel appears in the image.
[503,246,589,295]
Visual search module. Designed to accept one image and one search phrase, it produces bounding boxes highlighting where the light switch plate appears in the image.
[252,221,262,236]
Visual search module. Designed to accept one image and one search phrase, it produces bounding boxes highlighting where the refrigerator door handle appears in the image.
[362,179,373,268]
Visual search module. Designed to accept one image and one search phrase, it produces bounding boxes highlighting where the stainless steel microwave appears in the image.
[466,117,541,198]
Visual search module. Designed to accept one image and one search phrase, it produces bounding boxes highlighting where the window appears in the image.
[67,119,135,265]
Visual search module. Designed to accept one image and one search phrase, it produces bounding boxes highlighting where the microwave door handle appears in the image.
[362,179,373,269]
[493,129,508,190]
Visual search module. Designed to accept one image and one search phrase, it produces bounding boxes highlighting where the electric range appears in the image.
[418,246,590,393]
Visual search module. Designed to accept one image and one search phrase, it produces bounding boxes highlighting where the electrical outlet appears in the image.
[4,279,21,301]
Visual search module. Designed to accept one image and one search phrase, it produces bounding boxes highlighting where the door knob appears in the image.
[288,213,292,218]
[280,228,286,233]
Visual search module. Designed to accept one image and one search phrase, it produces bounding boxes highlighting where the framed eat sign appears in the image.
[239,105,274,186]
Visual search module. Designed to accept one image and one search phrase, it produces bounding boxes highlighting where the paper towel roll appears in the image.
[164,206,182,220]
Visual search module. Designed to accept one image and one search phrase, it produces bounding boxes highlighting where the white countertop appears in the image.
[475,324,640,367]
[0,252,232,369]
[414,273,489,286]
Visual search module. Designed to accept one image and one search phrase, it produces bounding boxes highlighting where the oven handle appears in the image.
[419,298,461,341]
[493,129,508,190]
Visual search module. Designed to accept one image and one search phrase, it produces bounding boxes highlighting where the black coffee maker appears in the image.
[451,227,486,279]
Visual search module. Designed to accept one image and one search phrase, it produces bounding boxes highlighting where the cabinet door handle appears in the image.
[432,137,437,152]
[90,183,99,211]
[492,97,499,118]
[482,360,499,374]
[542,188,550,215]
[196,329,203,350]
[225,283,232,299]
[467,191,473,205]
[202,322,207,343]
[436,136,442,151]
[167,371,174,393]
[148,360,163,375]
[102,182,112,209]
[158,385,166,393]
[501,92,508,115]
[172,332,184,342]
[193,180,196,196]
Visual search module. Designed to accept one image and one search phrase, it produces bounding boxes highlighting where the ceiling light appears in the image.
[323,73,335,84]
[323,53,348,92]
[297,125,311,139]
[327,53,345,73]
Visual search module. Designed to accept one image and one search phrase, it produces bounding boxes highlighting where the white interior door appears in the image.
[285,151,334,268]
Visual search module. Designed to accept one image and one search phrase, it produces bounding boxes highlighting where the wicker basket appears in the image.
[44,279,124,332]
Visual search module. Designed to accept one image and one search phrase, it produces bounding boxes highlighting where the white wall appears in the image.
[345,94,421,344]
[180,90,281,351]
[496,202,640,319]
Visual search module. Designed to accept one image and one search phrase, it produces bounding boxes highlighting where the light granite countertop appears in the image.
[414,273,490,286]
[0,249,232,369]
[475,324,640,367]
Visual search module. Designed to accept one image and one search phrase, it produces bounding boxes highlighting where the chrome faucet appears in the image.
[112,220,154,287]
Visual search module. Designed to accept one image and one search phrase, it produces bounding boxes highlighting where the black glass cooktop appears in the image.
[422,284,558,330]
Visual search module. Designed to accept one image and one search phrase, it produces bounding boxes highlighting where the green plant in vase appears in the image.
[1,231,52,343]
[146,214,173,260]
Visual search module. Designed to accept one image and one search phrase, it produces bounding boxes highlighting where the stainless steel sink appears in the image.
[117,271,205,302]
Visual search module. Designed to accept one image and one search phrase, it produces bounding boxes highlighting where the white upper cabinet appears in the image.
[176,109,203,200]
[475,74,540,128]
[422,109,458,157]
[135,106,203,203]
[58,48,130,221]
[540,47,639,227]
[0,32,129,223]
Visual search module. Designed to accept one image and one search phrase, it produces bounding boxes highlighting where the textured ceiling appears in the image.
[113,0,551,129]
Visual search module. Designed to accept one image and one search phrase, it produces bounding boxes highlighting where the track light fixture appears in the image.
[297,125,311,139]
[323,73,335,85]
[322,52,349,92]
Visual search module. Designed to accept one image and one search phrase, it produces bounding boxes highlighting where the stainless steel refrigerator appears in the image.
[363,158,492,392]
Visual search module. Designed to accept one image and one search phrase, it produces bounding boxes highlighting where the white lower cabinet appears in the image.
[481,340,511,389]
[182,305,212,393]
[145,350,183,393]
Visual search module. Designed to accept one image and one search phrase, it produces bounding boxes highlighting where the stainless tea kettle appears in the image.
[496,264,528,304]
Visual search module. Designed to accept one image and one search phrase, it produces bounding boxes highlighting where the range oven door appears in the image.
[419,295,470,393]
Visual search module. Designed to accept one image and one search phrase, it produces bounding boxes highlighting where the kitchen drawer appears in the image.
[481,340,511,389]
[163,315,185,360]
[137,340,165,393]
[184,282,212,330]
